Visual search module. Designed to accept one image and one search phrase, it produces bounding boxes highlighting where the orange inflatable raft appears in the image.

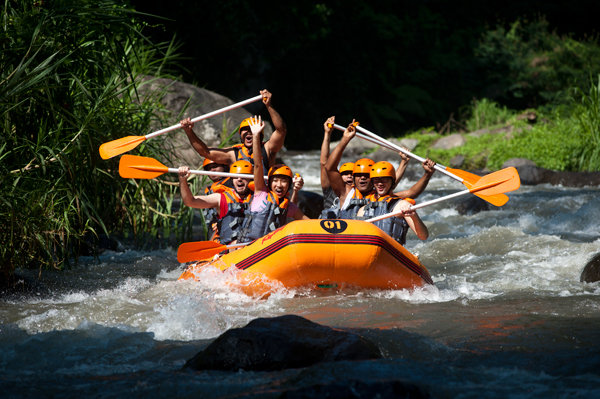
[178,219,433,295]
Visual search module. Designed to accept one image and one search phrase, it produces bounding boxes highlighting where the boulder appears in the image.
[184,314,382,371]
[502,158,600,186]
[431,133,466,150]
[137,77,273,167]
[580,253,600,283]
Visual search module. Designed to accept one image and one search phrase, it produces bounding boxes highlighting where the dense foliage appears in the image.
[0,0,196,281]
[131,0,600,149]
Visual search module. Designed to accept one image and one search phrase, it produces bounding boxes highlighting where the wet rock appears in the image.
[503,158,600,186]
[280,379,430,399]
[580,253,600,283]
[455,196,491,215]
[184,315,382,371]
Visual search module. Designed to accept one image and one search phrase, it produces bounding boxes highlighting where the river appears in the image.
[1,150,599,398]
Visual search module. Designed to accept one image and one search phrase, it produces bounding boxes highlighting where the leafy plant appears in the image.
[0,0,189,282]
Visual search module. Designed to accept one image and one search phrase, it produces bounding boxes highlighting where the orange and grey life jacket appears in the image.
[202,180,227,240]
[217,188,252,244]
[239,192,289,242]
[338,188,368,220]
[361,193,409,245]
[232,143,270,171]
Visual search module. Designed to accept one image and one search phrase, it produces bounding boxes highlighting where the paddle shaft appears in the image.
[145,95,263,139]
[365,178,509,223]
[355,125,468,183]
[147,166,258,179]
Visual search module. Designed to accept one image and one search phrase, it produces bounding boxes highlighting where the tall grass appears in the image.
[0,0,193,282]
[575,75,600,171]
[465,98,515,131]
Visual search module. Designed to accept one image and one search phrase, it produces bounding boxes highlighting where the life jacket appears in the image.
[232,143,270,171]
[217,188,252,245]
[319,196,340,219]
[361,193,409,245]
[239,192,290,242]
[202,180,226,241]
[338,188,368,220]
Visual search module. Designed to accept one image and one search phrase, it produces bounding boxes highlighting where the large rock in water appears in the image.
[184,315,382,371]
[502,158,600,187]
[580,253,600,283]
[137,77,273,167]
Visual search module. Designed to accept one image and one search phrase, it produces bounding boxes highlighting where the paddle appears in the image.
[366,167,520,223]
[99,95,263,159]
[177,241,250,263]
[330,123,509,206]
[119,154,259,180]
[177,167,519,262]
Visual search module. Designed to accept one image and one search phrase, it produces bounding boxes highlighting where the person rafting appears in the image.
[200,158,232,241]
[179,89,287,172]
[319,116,339,210]
[178,160,254,245]
[323,120,436,219]
[238,116,308,243]
[357,161,429,244]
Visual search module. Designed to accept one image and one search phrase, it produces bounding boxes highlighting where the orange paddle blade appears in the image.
[469,167,521,197]
[445,167,481,185]
[177,241,228,263]
[99,135,146,159]
[445,167,509,206]
[119,155,169,179]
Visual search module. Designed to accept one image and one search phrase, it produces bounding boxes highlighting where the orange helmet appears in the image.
[370,161,395,179]
[268,164,293,180]
[239,117,252,134]
[339,162,355,174]
[202,158,216,169]
[353,158,375,175]
[229,160,253,175]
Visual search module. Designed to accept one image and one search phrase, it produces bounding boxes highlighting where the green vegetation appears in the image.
[0,0,195,282]
[406,79,600,171]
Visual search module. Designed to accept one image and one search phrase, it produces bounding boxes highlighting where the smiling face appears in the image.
[341,171,354,186]
[371,177,393,196]
[270,176,291,199]
[353,173,372,195]
[239,127,254,148]
[232,177,251,196]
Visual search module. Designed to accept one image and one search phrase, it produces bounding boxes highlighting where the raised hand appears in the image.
[248,115,265,137]
[324,116,335,135]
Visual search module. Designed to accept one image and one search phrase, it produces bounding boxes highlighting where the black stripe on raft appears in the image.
[235,233,433,285]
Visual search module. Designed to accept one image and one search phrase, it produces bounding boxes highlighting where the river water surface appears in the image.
[1,151,599,398]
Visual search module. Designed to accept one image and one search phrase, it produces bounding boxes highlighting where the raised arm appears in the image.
[261,90,287,164]
[394,159,435,199]
[249,116,268,193]
[320,116,335,191]
[180,117,236,165]
[178,166,222,209]
[324,120,357,197]
[394,150,410,188]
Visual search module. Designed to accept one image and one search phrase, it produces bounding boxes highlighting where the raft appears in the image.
[178,219,433,296]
